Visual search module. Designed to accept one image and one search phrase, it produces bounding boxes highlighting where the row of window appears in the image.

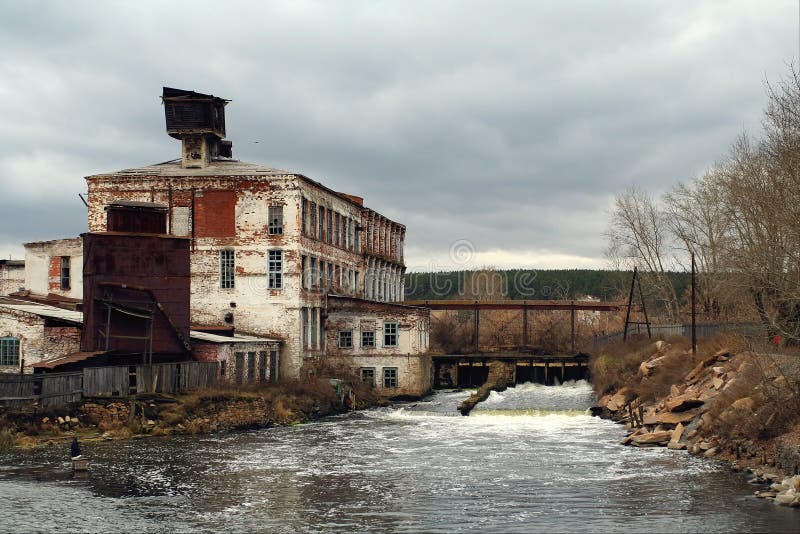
[300,255,359,295]
[222,350,279,384]
[219,250,283,290]
[0,337,19,366]
[361,367,398,388]
[338,322,397,349]
[301,197,360,253]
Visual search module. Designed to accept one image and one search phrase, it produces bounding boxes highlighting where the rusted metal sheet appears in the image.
[82,233,191,357]
[106,201,168,234]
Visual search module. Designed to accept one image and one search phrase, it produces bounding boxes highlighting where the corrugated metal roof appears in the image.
[0,302,83,324]
[190,330,280,344]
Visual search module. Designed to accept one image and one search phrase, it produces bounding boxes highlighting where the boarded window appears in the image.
[172,206,191,236]
[195,190,236,238]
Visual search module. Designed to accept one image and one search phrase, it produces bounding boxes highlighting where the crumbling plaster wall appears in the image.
[0,308,45,373]
[23,239,83,299]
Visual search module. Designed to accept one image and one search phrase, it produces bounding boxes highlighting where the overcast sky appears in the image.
[0,1,796,271]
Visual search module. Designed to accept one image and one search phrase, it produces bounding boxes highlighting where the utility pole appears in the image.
[692,252,697,356]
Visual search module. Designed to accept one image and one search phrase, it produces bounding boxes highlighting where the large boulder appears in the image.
[665,394,705,412]
[631,430,672,446]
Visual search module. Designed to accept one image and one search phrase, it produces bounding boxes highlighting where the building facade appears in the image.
[81,88,429,393]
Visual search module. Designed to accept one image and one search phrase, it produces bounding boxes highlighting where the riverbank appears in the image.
[590,335,800,508]
[0,376,385,450]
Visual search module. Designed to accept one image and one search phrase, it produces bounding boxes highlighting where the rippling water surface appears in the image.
[1,382,798,533]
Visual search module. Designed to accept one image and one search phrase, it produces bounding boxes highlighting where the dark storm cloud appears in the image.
[0,1,796,267]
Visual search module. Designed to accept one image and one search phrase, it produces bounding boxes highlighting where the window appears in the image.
[301,197,308,235]
[268,205,283,235]
[258,351,267,382]
[0,337,19,366]
[310,308,318,348]
[310,202,317,238]
[347,219,354,250]
[338,330,353,349]
[360,367,375,386]
[326,263,333,289]
[383,367,398,388]
[361,330,375,348]
[354,222,360,252]
[301,256,307,289]
[268,250,283,289]
[310,257,317,289]
[318,205,324,241]
[334,213,340,247]
[60,256,70,290]
[247,352,256,382]
[220,250,235,289]
[327,210,333,244]
[384,321,398,347]
[302,308,309,348]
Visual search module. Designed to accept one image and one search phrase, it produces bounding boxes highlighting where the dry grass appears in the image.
[589,335,659,395]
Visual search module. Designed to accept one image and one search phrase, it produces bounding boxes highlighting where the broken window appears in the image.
[258,351,267,382]
[60,256,70,290]
[360,367,375,386]
[234,352,244,384]
[383,367,398,388]
[220,250,235,289]
[338,330,353,349]
[361,330,375,348]
[384,321,398,347]
[268,250,283,289]
[269,349,278,382]
[302,308,309,348]
[0,337,19,366]
[327,210,333,244]
[268,205,283,235]
[334,213,340,247]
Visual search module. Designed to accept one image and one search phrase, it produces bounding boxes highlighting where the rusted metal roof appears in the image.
[190,330,280,345]
[106,200,168,210]
[33,351,107,369]
[0,301,83,323]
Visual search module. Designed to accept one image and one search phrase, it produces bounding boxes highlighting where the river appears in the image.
[0,382,798,533]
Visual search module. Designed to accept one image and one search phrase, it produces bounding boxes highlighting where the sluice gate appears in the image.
[434,354,589,388]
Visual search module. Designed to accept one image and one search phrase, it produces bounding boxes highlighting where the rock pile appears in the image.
[593,342,800,508]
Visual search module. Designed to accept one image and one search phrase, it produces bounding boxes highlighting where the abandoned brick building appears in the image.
[77,88,430,396]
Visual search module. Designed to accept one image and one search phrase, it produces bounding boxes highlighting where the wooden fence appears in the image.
[0,361,220,410]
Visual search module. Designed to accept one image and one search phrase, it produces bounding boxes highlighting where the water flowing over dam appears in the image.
[1,383,798,532]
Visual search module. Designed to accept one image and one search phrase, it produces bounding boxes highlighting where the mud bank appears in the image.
[0,378,386,450]
[591,338,800,508]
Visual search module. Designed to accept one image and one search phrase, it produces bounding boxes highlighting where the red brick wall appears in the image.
[194,190,236,238]
[47,256,62,292]
[43,326,81,359]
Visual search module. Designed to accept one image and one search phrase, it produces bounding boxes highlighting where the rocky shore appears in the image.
[591,338,800,508]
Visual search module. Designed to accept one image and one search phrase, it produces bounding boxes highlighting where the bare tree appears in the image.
[663,166,735,319]
[606,186,680,321]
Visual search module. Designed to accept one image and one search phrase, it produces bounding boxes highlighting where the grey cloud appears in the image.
[0,1,795,266]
